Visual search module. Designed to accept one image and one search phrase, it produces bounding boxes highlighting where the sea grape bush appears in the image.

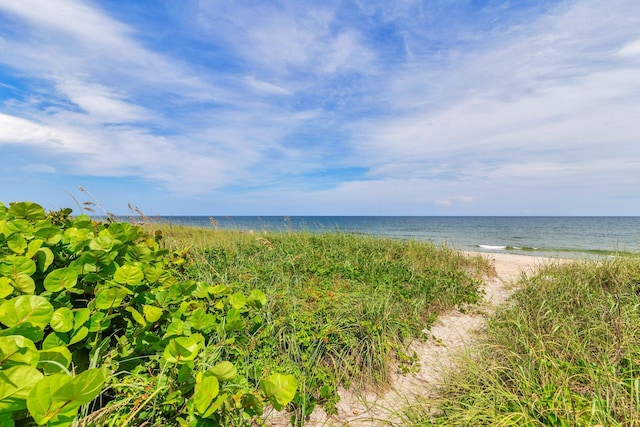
[0,201,296,426]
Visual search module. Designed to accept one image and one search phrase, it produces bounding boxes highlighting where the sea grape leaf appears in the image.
[55,369,104,405]
[34,227,63,245]
[192,376,220,417]
[38,346,72,374]
[0,255,37,278]
[247,289,267,308]
[189,308,216,331]
[0,335,39,368]
[164,335,202,364]
[2,220,32,236]
[207,361,237,382]
[126,244,152,263]
[125,307,147,326]
[208,284,231,296]
[0,323,44,343]
[260,374,298,411]
[11,274,35,294]
[73,308,91,330]
[228,292,246,309]
[63,227,91,251]
[68,327,88,345]
[0,295,54,329]
[44,268,78,293]
[7,202,46,221]
[42,332,69,350]
[224,308,245,332]
[25,239,43,258]
[88,234,115,252]
[143,305,163,323]
[72,214,93,229]
[6,234,27,254]
[35,248,55,273]
[94,286,130,310]
[163,319,186,339]
[0,365,44,414]
[113,264,144,286]
[50,308,74,333]
[0,277,13,299]
[26,373,75,425]
[88,312,111,332]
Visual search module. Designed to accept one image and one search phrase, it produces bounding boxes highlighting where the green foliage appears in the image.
[0,202,296,426]
[411,257,640,426]
[161,225,490,423]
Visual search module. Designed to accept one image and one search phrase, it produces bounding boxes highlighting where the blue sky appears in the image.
[1,0,639,216]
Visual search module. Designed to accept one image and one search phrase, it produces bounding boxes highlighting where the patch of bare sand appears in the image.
[265,253,563,426]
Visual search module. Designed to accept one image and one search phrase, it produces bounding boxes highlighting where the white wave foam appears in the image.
[478,245,507,250]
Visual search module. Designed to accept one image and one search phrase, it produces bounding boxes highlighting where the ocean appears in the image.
[153,216,640,258]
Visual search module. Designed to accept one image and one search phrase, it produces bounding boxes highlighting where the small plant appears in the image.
[0,201,297,426]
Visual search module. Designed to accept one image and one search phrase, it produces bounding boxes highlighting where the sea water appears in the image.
[153,216,640,258]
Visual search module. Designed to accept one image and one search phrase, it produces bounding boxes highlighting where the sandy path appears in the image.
[267,253,557,427]
[265,253,560,426]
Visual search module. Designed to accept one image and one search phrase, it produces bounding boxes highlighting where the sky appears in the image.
[1,0,639,216]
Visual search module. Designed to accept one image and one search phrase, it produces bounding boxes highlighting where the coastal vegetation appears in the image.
[406,256,640,426]
[151,223,492,423]
[0,201,491,426]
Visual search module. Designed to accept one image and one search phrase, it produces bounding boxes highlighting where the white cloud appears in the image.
[194,1,376,76]
[618,38,640,57]
[349,0,640,190]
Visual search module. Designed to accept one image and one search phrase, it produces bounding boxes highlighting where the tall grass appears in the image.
[408,256,640,426]
[148,224,493,420]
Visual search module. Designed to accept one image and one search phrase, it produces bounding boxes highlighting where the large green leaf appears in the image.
[143,305,163,323]
[192,376,220,417]
[34,227,63,245]
[7,202,46,221]
[1,219,32,236]
[260,373,298,411]
[38,346,72,374]
[0,295,54,329]
[164,335,202,364]
[113,264,144,286]
[228,292,246,309]
[35,248,55,273]
[224,308,245,332]
[189,308,216,331]
[44,269,78,293]
[55,369,104,405]
[50,308,74,333]
[73,308,91,330]
[26,369,104,426]
[0,278,13,299]
[11,274,35,294]
[6,234,27,254]
[68,327,88,345]
[0,335,39,368]
[94,286,130,310]
[0,365,43,414]
[247,289,267,308]
[26,373,75,425]
[207,361,237,382]
[0,256,37,278]
[25,239,43,258]
[88,234,115,252]
[0,323,44,343]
